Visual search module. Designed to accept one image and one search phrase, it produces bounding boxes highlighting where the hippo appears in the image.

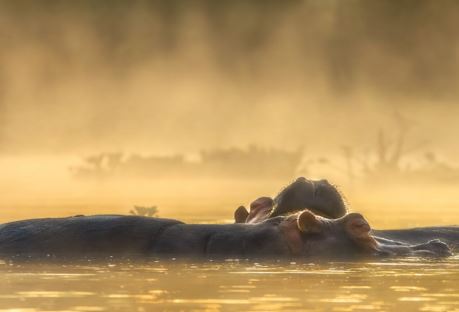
[0,210,450,260]
[234,177,459,251]
[235,177,347,224]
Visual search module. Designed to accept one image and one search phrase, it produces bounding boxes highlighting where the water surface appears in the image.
[1,256,459,311]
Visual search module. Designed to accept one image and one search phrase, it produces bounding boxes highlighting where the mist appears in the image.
[1,0,459,225]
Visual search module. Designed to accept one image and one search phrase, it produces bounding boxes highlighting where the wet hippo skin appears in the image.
[0,211,451,260]
[373,227,459,250]
[0,215,182,258]
[0,213,335,259]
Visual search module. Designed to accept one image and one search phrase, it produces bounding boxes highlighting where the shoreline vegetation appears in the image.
[71,139,459,186]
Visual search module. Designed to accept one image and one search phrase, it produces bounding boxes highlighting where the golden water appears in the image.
[1,256,459,311]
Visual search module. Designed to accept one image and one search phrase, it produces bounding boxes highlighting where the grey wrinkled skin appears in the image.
[0,214,391,260]
[0,215,182,258]
[0,213,451,260]
[0,215,291,259]
[373,227,459,251]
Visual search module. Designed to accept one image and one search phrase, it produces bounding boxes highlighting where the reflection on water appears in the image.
[1,256,459,311]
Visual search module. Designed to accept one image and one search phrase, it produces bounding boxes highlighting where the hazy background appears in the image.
[1,0,459,227]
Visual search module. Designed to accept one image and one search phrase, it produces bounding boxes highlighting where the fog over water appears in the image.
[1,1,459,225]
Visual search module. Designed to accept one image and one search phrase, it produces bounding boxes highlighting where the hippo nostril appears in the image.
[319,179,329,185]
[296,177,307,183]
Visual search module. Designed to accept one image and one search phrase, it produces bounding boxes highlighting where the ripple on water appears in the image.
[391,286,428,292]
[16,291,95,298]
[0,259,459,311]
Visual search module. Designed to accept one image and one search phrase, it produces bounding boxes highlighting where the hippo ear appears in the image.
[234,206,249,223]
[250,197,273,211]
[297,210,323,233]
[245,197,274,223]
[344,213,372,239]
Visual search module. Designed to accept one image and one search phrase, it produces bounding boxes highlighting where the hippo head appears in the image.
[272,177,347,219]
[278,209,378,258]
[234,177,347,224]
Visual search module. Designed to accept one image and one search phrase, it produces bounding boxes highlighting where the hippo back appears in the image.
[374,226,459,250]
[0,215,183,258]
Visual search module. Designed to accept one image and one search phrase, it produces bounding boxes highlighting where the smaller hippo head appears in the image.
[271,177,347,219]
[279,210,378,258]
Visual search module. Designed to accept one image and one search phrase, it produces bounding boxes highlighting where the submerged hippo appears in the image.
[234,177,459,251]
[0,210,450,260]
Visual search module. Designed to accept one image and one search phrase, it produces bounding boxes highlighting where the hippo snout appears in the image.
[424,239,452,257]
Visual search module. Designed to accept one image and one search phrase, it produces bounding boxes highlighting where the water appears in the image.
[1,256,459,311]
